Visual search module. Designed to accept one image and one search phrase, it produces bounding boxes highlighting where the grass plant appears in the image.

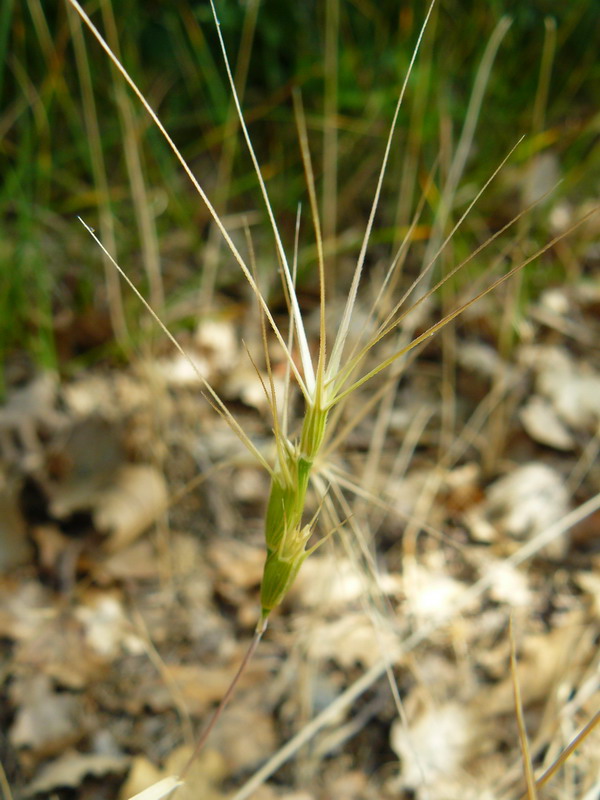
[8,0,600,797]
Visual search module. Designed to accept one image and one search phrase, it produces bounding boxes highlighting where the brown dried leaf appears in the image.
[208,538,264,590]
[146,651,269,716]
[468,462,570,557]
[24,751,129,796]
[0,478,33,571]
[94,464,168,551]
[46,416,124,517]
[0,372,63,472]
[14,608,109,688]
[519,396,575,450]
[302,613,398,669]
[208,700,277,772]
[291,555,401,611]
[10,674,88,757]
[390,700,482,795]
[75,590,145,658]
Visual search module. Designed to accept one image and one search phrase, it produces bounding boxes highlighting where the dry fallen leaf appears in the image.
[94,464,169,552]
[153,351,210,387]
[24,750,129,796]
[195,317,239,375]
[291,555,400,611]
[301,612,399,669]
[100,538,168,581]
[75,590,145,658]
[523,345,600,432]
[480,559,533,608]
[10,674,88,757]
[390,700,481,796]
[208,538,264,591]
[519,395,575,450]
[404,560,473,625]
[208,699,278,772]
[0,372,64,472]
[468,462,570,558]
[0,476,33,570]
[46,415,124,518]
[0,578,52,641]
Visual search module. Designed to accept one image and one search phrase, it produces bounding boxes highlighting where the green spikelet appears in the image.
[259,526,312,618]
[259,399,329,621]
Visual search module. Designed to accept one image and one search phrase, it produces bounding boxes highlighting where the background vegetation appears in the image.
[1,0,598,385]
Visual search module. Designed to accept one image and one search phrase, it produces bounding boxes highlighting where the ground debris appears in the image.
[1,278,599,800]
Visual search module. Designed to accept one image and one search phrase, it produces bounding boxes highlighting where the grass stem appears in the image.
[178,623,266,784]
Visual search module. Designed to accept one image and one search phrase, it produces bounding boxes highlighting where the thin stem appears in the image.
[66,4,128,346]
[509,617,537,800]
[179,622,267,783]
[322,0,339,276]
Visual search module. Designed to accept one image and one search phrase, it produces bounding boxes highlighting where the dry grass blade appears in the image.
[332,206,598,406]
[77,218,273,476]
[524,710,600,799]
[510,616,538,800]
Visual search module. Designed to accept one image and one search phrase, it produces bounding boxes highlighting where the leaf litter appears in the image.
[1,267,599,799]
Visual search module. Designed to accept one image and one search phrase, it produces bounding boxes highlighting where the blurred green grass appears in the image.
[1,0,598,386]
